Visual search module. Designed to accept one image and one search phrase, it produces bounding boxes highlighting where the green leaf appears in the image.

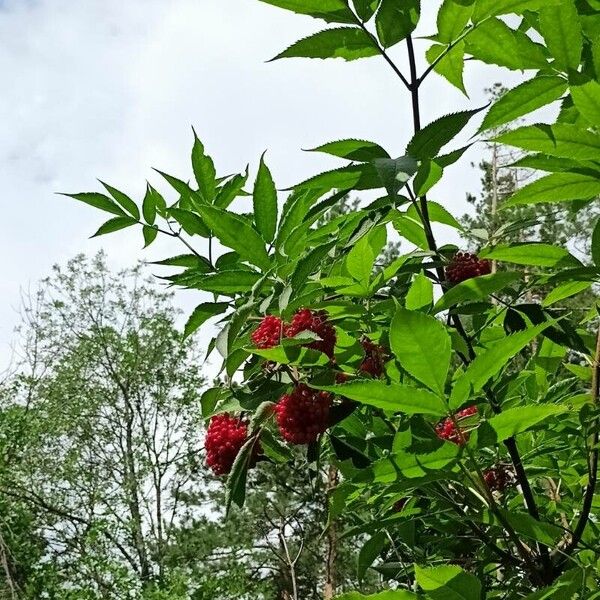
[406,108,483,160]
[190,271,262,295]
[253,154,278,243]
[191,131,217,201]
[142,225,158,247]
[479,76,567,132]
[184,302,230,338]
[390,309,451,396]
[346,227,386,285]
[195,205,271,270]
[272,27,379,61]
[539,0,583,72]
[375,0,420,48]
[393,215,428,249]
[294,163,381,193]
[407,201,462,229]
[542,280,592,306]
[593,218,600,267]
[352,0,380,22]
[215,169,249,209]
[503,172,600,207]
[357,532,387,582]
[494,123,600,160]
[434,272,522,313]
[251,345,330,366]
[450,321,553,409]
[466,18,548,70]
[226,436,259,514]
[169,208,211,237]
[62,192,127,217]
[142,184,157,224]
[480,244,580,267]
[485,405,568,443]
[362,444,460,483]
[570,79,600,125]
[413,160,443,196]
[306,138,390,161]
[472,0,559,21]
[258,0,355,23]
[405,273,434,310]
[373,156,418,198]
[437,0,474,43]
[313,381,447,415]
[335,591,418,600]
[99,181,140,220]
[415,564,482,600]
[91,216,137,237]
[152,254,212,270]
[425,41,467,94]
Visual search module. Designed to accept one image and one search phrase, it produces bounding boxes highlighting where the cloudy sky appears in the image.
[0,0,527,369]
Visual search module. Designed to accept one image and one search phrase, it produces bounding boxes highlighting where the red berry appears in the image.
[359,338,387,378]
[435,406,478,446]
[445,252,492,285]
[275,384,332,445]
[251,315,284,349]
[483,464,513,492]
[285,309,336,359]
[205,413,251,476]
[335,371,351,384]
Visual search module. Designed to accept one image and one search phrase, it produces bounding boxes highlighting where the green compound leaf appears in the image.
[271,27,379,61]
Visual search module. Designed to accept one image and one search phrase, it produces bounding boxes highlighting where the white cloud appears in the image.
[0,0,529,370]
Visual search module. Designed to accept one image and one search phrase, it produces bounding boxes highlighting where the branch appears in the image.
[555,325,600,563]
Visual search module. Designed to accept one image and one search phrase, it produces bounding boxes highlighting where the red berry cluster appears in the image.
[285,309,337,358]
[251,310,336,358]
[445,252,492,285]
[359,338,387,378]
[275,384,332,445]
[483,464,513,493]
[435,406,478,446]
[251,315,284,349]
[205,413,250,476]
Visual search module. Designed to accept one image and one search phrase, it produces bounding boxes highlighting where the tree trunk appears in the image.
[323,464,339,600]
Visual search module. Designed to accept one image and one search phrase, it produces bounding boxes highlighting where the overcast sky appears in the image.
[0,0,529,370]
